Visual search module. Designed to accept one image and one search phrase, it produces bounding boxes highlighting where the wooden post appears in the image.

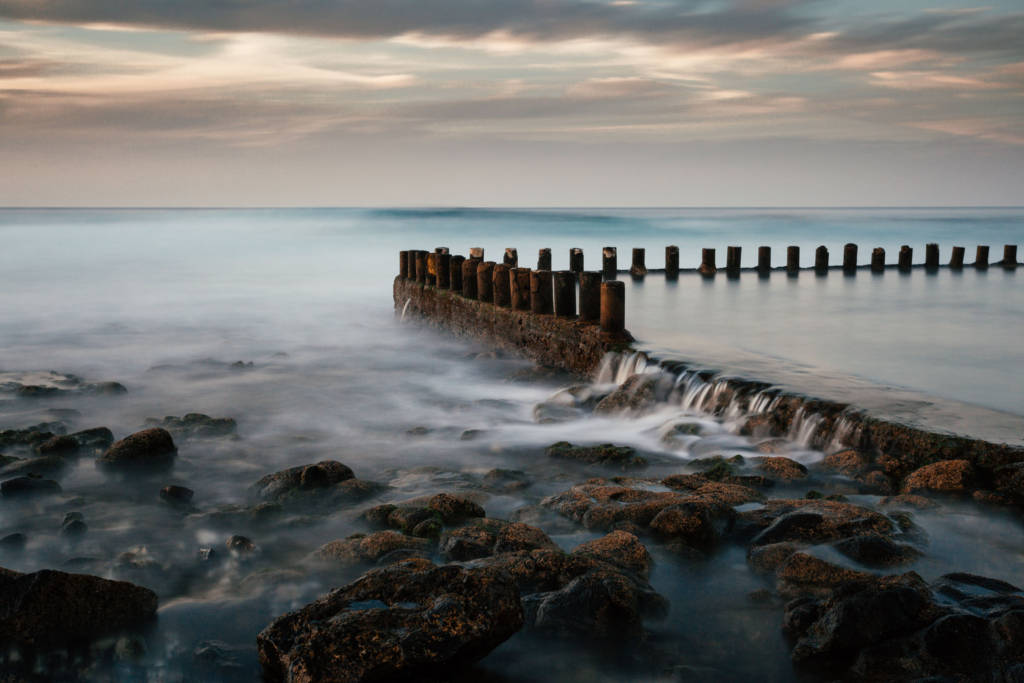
[415,251,428,284]
[665,246,680,280]
[569,248,584,273]
[786,246,800,276]
[602,247,617,280]
[435,247,450,255]
[477,261,495,303]
[504,248,518,267]
[530,270,553,314]
[511,267,531,310]
[871,247,885,273]
[976,245,989,269]
[399,251,409,278]
[426,253,438,286]
[925,243,939,271]
[726,246,741,278]
[578,272,601,322]
[538,248,552,271]
[843,243,857,274]
[600,281,625,335]
[492,263,511,306]
[630,248,647,278]
[898,245,912,272]
[699,248,716,278]
[757,246,771,276]
[1002,244,1018,268]
[469,247,484,260]
[553,271,576,317]
[461,259,479,299]
[949,246,965,269]
[814,246,828,274]
[450,255,465,291]
[437,253,451,289]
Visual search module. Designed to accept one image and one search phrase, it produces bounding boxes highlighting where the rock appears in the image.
[98,428,177,470]
[776,552,872,597]
[147,413,237,439]
[856,470,895,495]
[0,455,68,478]
[16,385,65,399]
[226,535,256,553]
[902,459,975,495]
[0,568,157,648]
[0,425,62,450]
[747,542,802,574]
[754,457,807,481]
[426,492,485,523]
[482,468,530,492]
[993,461,1024,503]
[0,533,26,550]
[1,476,61,497]
[257,560,523,683]
[61,514,88,538]
[254,461,355,502]
[545,441,646,469]
[878,494,938,510]
[160,484,195,504]
[833,533,922,568]
[439,519,557,562]
[532,401,584,424]
[315,531,433,567]
[755,438,791,455]
[661,421,704,447]
[36,435,80,456]
[821,449,873,476]
[69,427,115,453]
[594,374,658,415]
[649,502,726,551]
[83,381,128,395]
[572,531,652,578]
[744,499,893,547]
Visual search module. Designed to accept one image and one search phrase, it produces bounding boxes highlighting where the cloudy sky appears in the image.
[1,0,1022,206]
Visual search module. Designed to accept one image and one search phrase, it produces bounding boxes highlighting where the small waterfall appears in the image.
[826,415,863,453]
[400,298,412,321]
[595,351,649,385]
[788,406,824,448]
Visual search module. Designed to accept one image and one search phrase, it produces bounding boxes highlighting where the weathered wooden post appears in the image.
[504,248,518,267]
[477,261,495,303]
[843,243,857,274]
[665,246,680,280]
[949,246,965,269]
[538,248,552,271]
[579,272,601,322]
[726,246,741,278]
[437,253,451,289]
[814,246,828,275]
[399,251,409,278]
[898,245,912,272]
[461,259,479,299]
[871,248,885,273]
[426,253,438,286]
[511,267,531,310]
[450,255,465,291]
[975,245,989,269]
[699,248,716,278]
[786,246,800,276]
[492,263,511,306]
[469,247,485,260]
[415,251,428,284]
[553,271,576,317]
[630,248,647,278]
[1002,244,1018,268]
[569,248,584,274]
[600,281,625,335]
[602,247,617,280]
[435,247,450,255]
[757,246,771,277]
[530,270,553,314]
[925,243,939,271]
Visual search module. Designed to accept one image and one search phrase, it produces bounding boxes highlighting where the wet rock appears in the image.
[254,460,354,502]
[147,413,237,439]
[0,426,58,451]
[661,421,705,447]
[993,461,1024,503]
[61,513,88,538]
[747,542,803,574]
[226,535,256,553]
[776,552,872,597]
[533,401,584,424]
[439,519,557,562]
[315,531,434,568]
[98,427,177,470]
[0,455,68,478]
[754,456,807,481]
[744,499,893,547]
[572,530,652,578]
[83,381,128,395]
[902,459,976,495]
[544,481,689,530]
[68,427,115,454]
[755,438,791,455]
[856,470,895,495]
[15,385,65,399]
[0,453,18,467]
[546,441,647,469]
[0,533,27,550]
[821,448,873,476]
[36,435,80,456]
[833,533,922,568]
[257,560,523,683]
[878,494,938,510]
[594,374,658,415]
[426,492,485,523]
[160,484,195,504]
[459,429,484,441]
[649,502,725,552]
[661,473,711,491]
[739,414,774,437]
[1,475,61,497]
[0,567,157,648]
[482,468,530,492]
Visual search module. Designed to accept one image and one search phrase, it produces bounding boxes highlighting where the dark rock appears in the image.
[776,552,872,597]
[920,613,995,673]
[257,560,523,683]
[315,531,434,567]
[439,519,557,562]
[16,385,65,399]
[0,455,68,478]
[0,568,157,647]
[746,500,893,547]
[98,428,177,470]
[572,530,652,578]
[61,519,88,537]
[226,535,255,553]
[902,459,976,495]
[482,468,530,492]
[83,381,128,395]
[68,427,115,453]
[546,441,647,470]
[533,401,584,424]
[593,374,659,415]
[755,456,808,481]
[160,484,195,503]
[254,460,355,502]
[147,413,237,439]
[821,449,873,476]
[833,533,922,568]
[36,435,79,456]
[0,533,26,550]
[747,542,802,574]
[1,476,61,497]
[426,492,485,523]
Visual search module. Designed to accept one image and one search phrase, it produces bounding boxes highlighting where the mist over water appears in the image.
[1,207,1023,681]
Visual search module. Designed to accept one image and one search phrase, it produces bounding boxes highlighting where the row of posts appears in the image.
[398,247,626,334]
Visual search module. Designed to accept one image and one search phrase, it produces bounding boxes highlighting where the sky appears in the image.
[0,0,1022,206]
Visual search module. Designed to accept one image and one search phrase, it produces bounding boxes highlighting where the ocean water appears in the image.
[1,207,1022,681]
